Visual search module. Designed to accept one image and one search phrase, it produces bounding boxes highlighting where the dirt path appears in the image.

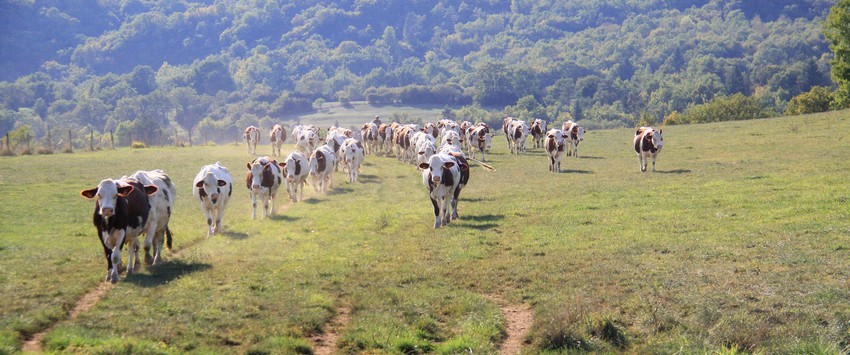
[486,295,533,355]
[311,306,351,355]
[22,282,115,352]
[21,236,206,352]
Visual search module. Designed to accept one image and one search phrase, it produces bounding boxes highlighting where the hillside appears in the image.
[1,110,849,353]
[0,0,841,146]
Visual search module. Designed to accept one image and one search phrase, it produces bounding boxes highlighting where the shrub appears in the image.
[37,147,53,155]
[130,141,147,149]
[785,86,835,116]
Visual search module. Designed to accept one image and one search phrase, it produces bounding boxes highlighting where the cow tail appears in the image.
[165,226,173,250]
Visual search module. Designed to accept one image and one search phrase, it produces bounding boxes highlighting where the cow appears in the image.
[244,126,260,155]
[502,117,517,149]
[441,130,462,151]
[459,121,473,150]
[291,124,318,142]
[378,123,394,157]
[530,119,548,149]
[295,129,319,155]
[340,138,365,183]
[393,125,416,163]
[309,145,336,193]
[419,151,469,228]
[562,120,586,157]
[634,127,664,172]
[361,122,379,156]
[127,170,175,266]
[193,163,233,237]
[326,130,347,171]
[270,124,287,157]
[246,156,283,219]
[468,125,493,162]
[81,178,158,283]
[424,122,440,140]
[416,139,438,169]
[438,145,470,220]
[280,151,309,202]
[544,129,569,173]
[509,120,530,155]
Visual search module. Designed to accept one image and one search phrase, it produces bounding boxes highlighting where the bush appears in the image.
[785,86,835,116]
[130,141,147,149]
[37,147,53,155]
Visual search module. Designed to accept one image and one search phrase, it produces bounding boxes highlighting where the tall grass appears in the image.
[1,110,849,353]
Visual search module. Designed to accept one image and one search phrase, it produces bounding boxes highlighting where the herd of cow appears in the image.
[78,115,663,283]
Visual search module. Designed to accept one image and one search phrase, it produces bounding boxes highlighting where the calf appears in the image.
[270,124,287,157]
[247,156,283,219]
[309,145,336,193]
[244,126,260,155]
[281,151,309,202]
[562,120,586,157]
[128,170,175,266]
[193,163,233,237]
[341,138,365,183]
[634,127,664,172]
[544,129,568,173]
[81,178,157,283]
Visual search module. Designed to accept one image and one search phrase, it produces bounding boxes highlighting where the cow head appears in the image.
[650,129,663,148]
[81,179,132,217]
[248,158,272,192]
[281,154,304,183]
[196,172,227,204]
[419,155,456,184]
[477,128,492,150]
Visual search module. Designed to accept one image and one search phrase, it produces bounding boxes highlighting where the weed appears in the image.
[131,141,147,148]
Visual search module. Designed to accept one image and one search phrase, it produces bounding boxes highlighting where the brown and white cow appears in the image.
[244,126,260,155]
[341,138,365,183]
[419,153,462,229]
[295,129,319,155]
[325,130,347,171]
[544,129,568,173]
[530,119,548,149]
[280,151,309,202]
[193,163,233,237]
[562,120,586,157]
[468,125,493,162]
[509,120,530,155]
[127,170,176,266]
[309,145,336,193]
[81,178,158,283]
[270,124,287,157]
[378,123,394,157]
[502,116,517,149]
[634,126,664,172]
[361,122,380,156]
[247,156,283,219]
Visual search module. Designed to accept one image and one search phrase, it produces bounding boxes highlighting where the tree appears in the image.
[825,0,850,107]
[785,86,835,115]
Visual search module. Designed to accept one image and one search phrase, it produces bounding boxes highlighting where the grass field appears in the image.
[1,109,850,353]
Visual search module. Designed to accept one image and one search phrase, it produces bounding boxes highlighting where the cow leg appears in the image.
[143,219,156,265]
[651,153,657,172]
[215,206,225,234]
[451,188,462,220]
[430,197,441,229]
[269,192,276,216]
[152,229,164,264]
[251,192,258,219]
[100,233,113,282]
[108,230,125,283]
[639,153,646,172]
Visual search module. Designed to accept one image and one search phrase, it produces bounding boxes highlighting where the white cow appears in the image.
[341,138,365,183]
[309,145,336,193]
[441,130,462,150]
[416,140,438,169]
[544,129,568,173]
[562,120,586,157]
[419,153,462,228]
[127,170,176,266]
[247,156,283,219]
[509,120,530,155]
[325,131,347,171]
[296,129,319,155]
[281,151,309,202]
[270,124,286,157]
[244,126,260,155]
[192,163,233,237]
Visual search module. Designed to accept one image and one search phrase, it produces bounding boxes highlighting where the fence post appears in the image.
[110,130,115,150]
[188,130,193,146]
[67,129,72,153]
[5,133,10,151]
[89,130,94,151]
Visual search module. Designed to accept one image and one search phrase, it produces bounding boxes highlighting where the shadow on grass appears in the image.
[559,169,593,174]
[655,169,692,174]
[463,214,505,222]
[357,174,380,184]
[462,197,494,203]
[269,214,300,222]
[578,155,604,159]
[303,197,324,204]
[222,231,249,240]
[328,187,354,195]
[463,223,500,230]
[126,260,212,288]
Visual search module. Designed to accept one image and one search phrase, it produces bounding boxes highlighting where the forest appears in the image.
[0,0,844,149]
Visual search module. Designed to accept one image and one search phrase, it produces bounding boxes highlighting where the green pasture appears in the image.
[1,110,850,353]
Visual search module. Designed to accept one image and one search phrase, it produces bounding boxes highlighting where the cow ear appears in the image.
[217,180,227,187]
[418,162,430,169]
[143,185,159,195]
[196,180,205,188]
[460,163,469,171]
[80,188,98,199]
[117,185,135,197]
[279,162,286,169]
[247,162,252,170]
[443,162,455,169]
[659,129,662,134]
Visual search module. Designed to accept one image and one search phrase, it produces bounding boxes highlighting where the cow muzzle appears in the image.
[211,194,219,204]
[100,208,114,217]
[431,176,441,183]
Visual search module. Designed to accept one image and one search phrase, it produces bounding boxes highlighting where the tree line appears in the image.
[0,0,848,152]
